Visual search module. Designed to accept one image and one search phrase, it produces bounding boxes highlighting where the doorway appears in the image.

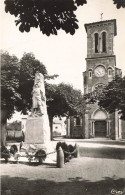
[95,120,106,137]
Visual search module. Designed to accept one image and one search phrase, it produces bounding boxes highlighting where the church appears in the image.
[67,19,125,140]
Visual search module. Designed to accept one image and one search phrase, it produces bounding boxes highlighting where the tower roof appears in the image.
[84,19,117,36]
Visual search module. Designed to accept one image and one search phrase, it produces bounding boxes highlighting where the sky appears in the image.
[1,0,125,94]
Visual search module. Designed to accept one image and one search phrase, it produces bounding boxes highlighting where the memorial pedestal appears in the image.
[25,116,50,144]
[24,115,51,152]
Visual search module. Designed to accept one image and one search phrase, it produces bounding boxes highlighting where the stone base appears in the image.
[25,116,50,144]
[20,142,55,154]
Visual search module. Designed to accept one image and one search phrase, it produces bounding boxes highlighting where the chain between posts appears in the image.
[2,144,79,163]
[63,148,77,155]
[46,150,56,156]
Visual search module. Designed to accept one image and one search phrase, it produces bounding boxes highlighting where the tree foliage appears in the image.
[4,0,125,36]
[46,82,85,118]
[4,0,87,36]
[98,76,125,120]
[85,76,125,120]
[113,0,125,9]
[17,52,49,114]
[1,51,21,120]
[1,51,58,119]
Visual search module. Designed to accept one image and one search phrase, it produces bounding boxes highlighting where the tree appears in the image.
[1,51,21,145]
[4,0,124,36]
[1,51,57,145]
[113,0,125,9]
[17,52,50,114]
[46,82,85,138]
[4,0,86,36]
[98,76,125,120]
[85,76,125,120]
[16,52,58,114]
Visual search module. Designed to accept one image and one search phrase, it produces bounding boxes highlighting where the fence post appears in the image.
[57,146,64,168]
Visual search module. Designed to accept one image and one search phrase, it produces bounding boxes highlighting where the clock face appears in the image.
[94,66,105,77]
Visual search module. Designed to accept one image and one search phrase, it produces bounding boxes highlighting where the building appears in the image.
[68,19,125,140]
[53,117,66,137]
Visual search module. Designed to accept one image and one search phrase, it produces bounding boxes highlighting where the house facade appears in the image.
[53,117,66,137]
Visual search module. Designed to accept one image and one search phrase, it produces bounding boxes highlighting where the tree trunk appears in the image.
[1,123,7,146]
[1,110,7,146]
[49,115,53,140]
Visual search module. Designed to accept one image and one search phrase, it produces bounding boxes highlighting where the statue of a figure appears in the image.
[25,71,50,144]
[32,83,45,116]
[30,72,46,117]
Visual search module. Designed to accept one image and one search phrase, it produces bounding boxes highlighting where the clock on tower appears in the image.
[94,65,105,77]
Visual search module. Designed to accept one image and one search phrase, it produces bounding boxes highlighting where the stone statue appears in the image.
[25,71,50,145]
[31,72,46,116]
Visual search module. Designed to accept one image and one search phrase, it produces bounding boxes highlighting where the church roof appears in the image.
[84,19,117,36]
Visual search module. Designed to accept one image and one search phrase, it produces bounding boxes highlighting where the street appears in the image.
[79,145,125,160]
[1,139,125,195]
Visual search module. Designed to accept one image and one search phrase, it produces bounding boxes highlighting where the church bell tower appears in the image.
[83,19,122,139]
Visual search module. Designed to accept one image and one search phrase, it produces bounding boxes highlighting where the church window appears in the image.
[102,32,107,52]
[93,83,105,96]
[94,33,99,53]
[94,83,105,90]
[108,67,112,76]
[89,70,92,78]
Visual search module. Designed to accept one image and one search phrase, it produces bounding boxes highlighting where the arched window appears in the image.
[108,67,112,77]
[94,33,99,53]
[93,83,105,96]
[89,69,92,79]
[102,32,106,52]
[94,83,105,91]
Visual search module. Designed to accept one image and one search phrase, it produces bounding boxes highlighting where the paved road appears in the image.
[53,138,125,160]
[79,145,125,160]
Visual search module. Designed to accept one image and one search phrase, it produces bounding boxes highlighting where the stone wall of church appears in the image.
[109,113,116,139]
[86,56,116,94]
[121,120,125,139]
[70,116,84,138]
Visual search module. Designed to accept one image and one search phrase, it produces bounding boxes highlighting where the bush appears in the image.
[56,142,76,163]
[34,149,47,164]
[1,146,10,162]
[10,145,18,155]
